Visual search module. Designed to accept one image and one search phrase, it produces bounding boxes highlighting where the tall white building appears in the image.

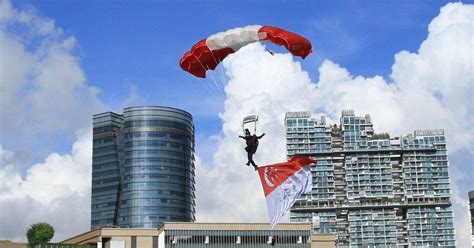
[469,190,474,248]
[286,110,455,248]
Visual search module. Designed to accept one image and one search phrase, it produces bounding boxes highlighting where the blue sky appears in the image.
[1,0,473,245]
[23,0,443,92]
[8,0,454,159]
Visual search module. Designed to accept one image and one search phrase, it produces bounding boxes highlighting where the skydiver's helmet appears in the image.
[244,128,250,136]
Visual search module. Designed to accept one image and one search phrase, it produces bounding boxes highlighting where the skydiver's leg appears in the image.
[247,153,252,166]
[248,150,258,170]
[245,146,251,165]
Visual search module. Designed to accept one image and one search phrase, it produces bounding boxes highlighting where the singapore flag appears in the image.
[257,155,315,229]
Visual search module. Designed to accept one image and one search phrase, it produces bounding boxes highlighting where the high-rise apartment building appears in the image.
[470,190,474,248]
[286,110,455,247]
[91,106,196,229]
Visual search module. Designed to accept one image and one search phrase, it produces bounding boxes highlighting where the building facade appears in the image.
[62,223,335,248]
[470,190,474,248]
[92,106,196,229]
[286,110,455,248]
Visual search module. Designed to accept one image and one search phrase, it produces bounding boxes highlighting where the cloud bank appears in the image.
[0,1,472,247]
[0,0,104,150]
[0,131,92,241]
[0,0,101,241]
[195,3,473,247]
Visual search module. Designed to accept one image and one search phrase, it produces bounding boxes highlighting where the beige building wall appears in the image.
[136,236,152,247]
[108,236,131,248]
[0,241,27,248]
[311,234,336,248]
[62,223,336,247]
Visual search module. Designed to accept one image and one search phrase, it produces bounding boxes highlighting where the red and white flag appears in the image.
[257,155,316,229]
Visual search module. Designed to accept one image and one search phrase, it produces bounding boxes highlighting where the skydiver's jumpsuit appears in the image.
[240,133,265,169]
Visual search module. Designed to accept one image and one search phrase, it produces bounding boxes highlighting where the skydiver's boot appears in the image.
[250,160,258,170]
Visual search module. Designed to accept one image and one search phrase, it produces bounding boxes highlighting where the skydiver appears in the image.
[239,128,265,170]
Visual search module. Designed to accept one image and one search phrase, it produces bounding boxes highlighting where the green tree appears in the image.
[26,222,54,247]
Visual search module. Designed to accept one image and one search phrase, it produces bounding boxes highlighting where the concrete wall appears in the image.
[0,241,27,248]
[311,234,336,248]
[136,237,152,248]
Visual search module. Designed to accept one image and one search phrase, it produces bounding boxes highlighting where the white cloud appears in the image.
[120,84,147,111]
[196,3,473,248]
[0,0,100,242]
[0,0,104,145]
[390,2,474,152]
[0,130,92,242]
[450,160,472,248]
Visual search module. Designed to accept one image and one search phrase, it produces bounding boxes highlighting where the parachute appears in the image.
[179,25,313,78]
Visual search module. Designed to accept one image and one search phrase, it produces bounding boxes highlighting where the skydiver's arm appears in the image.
[238,135,246,139]
[257,133,266,139]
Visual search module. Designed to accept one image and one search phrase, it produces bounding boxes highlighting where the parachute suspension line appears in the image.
[195,59,226,104]
[207,68,227,102]
[214,60,238,115]
[210,51,229,94]
[209,52,245,117]
[193,72,223,105]
[193,66,224,105]
[206,52,229,110]
[194,77,224,105]
[198,61,226,103]
[206,51,228,101]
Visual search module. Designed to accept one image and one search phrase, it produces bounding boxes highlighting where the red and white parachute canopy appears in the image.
[180,25,313,78]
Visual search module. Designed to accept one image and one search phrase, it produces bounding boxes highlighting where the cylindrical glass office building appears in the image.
[119,106,195,227]
[112,106,195,228]
[91,107,195,228]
